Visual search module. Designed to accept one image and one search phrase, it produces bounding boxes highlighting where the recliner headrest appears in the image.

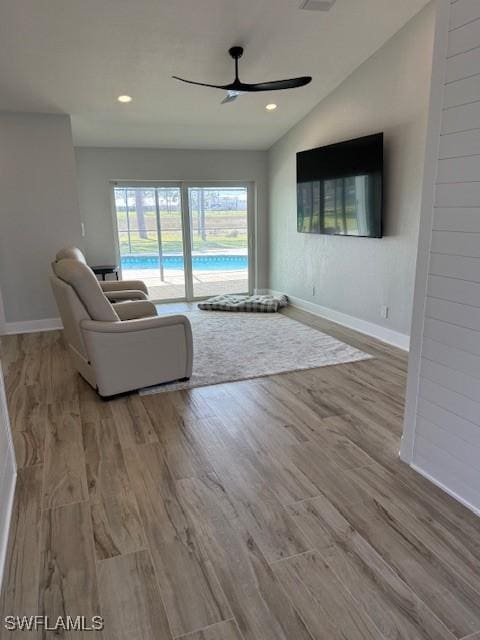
[55,246,87,264]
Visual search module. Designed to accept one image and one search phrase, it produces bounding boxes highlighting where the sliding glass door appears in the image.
[114,186,186,300]
[113,183,252,302]
[187,186,249,299]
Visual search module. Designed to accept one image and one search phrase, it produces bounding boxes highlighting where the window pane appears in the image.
[188,186,249,297]
[114,189,128,231]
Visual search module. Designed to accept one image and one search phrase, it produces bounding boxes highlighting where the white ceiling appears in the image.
[0,0,430,150]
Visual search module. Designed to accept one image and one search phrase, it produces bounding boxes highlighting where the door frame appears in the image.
[110,180,255,303]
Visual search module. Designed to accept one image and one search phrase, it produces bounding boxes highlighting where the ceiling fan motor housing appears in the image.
[229,46,244,60]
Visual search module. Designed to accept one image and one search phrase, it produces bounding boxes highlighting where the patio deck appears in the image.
[122,267,249,301]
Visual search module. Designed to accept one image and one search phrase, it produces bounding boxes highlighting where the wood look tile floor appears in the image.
[1,307,480,639]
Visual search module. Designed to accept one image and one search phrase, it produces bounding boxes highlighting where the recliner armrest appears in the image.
[100,280,148,295]
[105,290,148,302]
[80,314,193,396]
[112,300,157,320]
[80,314,191,333]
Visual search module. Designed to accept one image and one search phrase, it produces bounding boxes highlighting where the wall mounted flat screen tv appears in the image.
[297,133,383,238]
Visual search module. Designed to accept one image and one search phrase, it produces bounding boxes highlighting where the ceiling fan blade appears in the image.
[238,76,312,92]
[172,75,229,90]
[173,47,312,96]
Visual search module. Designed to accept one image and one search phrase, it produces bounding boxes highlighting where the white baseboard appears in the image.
[3,317,62,335]
[268,290,409,351]
[410,462,480,518]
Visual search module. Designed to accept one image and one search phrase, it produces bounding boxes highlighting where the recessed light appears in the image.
[266,103,277,111]
[117,95,132,103]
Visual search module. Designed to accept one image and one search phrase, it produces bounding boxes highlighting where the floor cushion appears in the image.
[198,293,288,313]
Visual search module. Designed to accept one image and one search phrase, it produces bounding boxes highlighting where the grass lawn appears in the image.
[117,209,248,254]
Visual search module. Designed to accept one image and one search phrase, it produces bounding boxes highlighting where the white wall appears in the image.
[0,287,6,336]
[268,4,436,346]
[402,0,480,516]
[75,148,269,289]
[0,359,16,588]
[0,113,83,329]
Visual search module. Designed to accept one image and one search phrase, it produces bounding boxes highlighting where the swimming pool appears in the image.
[121,254,248,271]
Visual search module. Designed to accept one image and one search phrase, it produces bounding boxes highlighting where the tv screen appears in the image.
[297,133,383,238]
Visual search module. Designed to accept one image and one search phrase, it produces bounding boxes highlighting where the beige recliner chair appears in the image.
[55,247,149,302]
[50,258,193,397]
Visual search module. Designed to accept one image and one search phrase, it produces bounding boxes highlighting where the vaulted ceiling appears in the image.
[0,0,430,149]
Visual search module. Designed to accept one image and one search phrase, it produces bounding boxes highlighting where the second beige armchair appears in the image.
[55,246,149,302]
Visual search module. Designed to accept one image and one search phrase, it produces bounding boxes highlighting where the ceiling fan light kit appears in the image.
[299,0,336,10]
[172,46,312,104]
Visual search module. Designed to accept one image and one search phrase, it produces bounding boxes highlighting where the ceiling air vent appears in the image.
[299,0,336,11]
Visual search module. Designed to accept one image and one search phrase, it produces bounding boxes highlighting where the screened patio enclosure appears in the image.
[113,184,252,302]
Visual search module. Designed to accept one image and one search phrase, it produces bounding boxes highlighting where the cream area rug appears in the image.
[140,310,372,395]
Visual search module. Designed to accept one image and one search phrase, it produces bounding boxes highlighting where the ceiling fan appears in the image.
[172,46,312,104]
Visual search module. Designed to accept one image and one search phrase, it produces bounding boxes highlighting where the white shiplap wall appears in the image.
[0,358,16,587]
[402,0,480,515]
